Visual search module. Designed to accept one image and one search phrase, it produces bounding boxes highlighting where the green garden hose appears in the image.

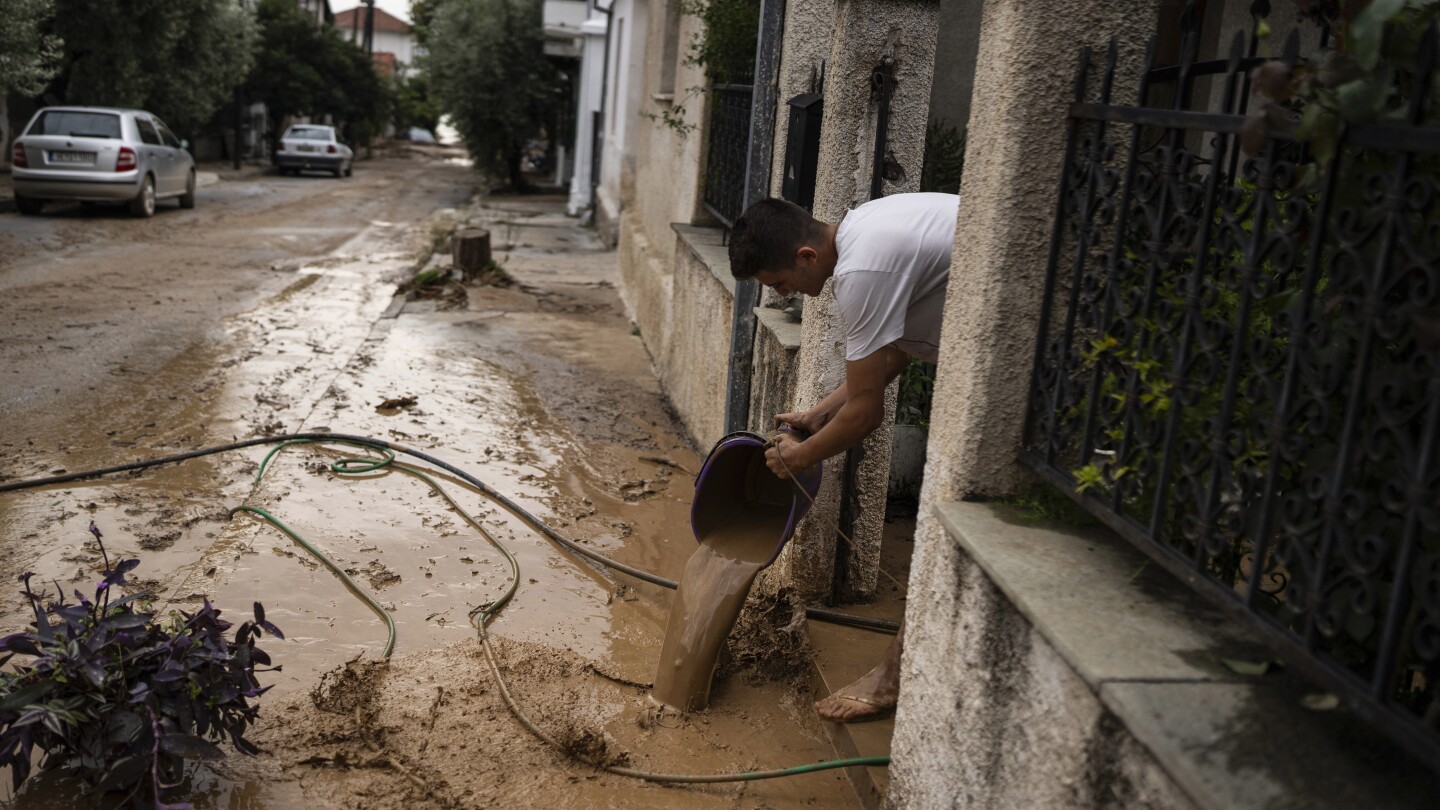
[229,504,398,659]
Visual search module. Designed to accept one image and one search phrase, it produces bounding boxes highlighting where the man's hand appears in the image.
[775,409,827,435]
[765,432,809,480]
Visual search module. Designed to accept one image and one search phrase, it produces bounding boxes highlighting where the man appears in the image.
[728,192,958,722]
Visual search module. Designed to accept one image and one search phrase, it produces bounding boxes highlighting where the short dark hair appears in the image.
[728,198,825,279]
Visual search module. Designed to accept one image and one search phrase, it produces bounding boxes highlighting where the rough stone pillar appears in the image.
[768,0,838,198]
[889,0,1162,804]
[767,0,939,603]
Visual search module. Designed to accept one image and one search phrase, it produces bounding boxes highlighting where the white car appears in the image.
[275,124,353,177]
[10,106,196,218]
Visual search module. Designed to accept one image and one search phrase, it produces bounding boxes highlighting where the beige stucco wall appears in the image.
[768,0,839,198]
[889,546,1197,807]
[659,244,734,447]
[748,313,802,434]
[779,0,940,602]
[613,2,729,451]
[629,6,710,267]
[616,214,674,361]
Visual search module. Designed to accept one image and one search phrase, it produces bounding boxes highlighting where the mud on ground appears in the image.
[2,185,866,808]
[223,637,811,809]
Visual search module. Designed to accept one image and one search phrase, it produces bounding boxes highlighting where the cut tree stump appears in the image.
[453,228,492,279]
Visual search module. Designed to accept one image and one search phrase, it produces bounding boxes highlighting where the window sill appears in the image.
[754,306,801,351]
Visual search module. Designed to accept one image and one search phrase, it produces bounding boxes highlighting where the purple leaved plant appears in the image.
[0,522,282,809]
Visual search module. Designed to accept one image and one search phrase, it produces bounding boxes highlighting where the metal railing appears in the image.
[703,83,754,228]
[1023,16,1440,766]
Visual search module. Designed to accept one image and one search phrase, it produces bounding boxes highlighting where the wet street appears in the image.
[0,153,870,809]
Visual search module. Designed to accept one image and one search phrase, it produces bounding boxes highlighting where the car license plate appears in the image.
[49,150,94,165]
[298,145,315,152]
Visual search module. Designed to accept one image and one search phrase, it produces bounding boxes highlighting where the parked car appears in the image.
[275,125,353,178]
[10,106,196,218]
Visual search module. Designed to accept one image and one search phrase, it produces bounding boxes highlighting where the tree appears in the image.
[244,0,327,145]
[391,73,442,135]
[1,0,62,167]
[46,0,257,137]
[315,26,391,147]
[0,0,62,98]
[244,0,391,152]
[423,0,564,189]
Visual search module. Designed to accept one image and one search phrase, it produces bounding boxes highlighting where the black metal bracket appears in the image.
[869,61,896,200]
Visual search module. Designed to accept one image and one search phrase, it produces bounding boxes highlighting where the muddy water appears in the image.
[652,504,787,710]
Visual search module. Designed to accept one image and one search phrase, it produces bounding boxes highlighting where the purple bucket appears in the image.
[689,430,823,568]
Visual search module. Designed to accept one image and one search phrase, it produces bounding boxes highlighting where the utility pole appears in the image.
[363,0,375,56]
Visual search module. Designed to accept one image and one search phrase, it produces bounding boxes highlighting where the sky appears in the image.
[332,0,412,25]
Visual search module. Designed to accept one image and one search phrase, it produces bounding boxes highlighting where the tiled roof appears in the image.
[335,6,410,33]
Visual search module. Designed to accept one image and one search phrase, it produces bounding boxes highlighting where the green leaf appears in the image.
[1349,0,1406,70]
[1295,102,1323,140]
[0,680,54,712]
[1335,69,1394,124]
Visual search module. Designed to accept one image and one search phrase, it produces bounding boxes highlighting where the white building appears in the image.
[563,0,648,228]
[335,5,417,73]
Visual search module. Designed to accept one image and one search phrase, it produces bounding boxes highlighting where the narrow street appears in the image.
[0,154,868,809]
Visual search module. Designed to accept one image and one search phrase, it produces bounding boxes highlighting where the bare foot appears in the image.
[815,625,903,723]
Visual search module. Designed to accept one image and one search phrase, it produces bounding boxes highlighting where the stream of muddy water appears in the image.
[650,508,782,710]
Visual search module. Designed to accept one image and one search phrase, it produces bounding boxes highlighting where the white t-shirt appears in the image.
[831,192,959,363]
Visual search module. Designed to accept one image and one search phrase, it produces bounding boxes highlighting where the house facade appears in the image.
[336,5,418,73]
[597,0,1440,804]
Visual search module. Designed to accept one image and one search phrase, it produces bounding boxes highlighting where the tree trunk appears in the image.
[508,145,527,192]
[453,228,492,280]
[1,94,10,170]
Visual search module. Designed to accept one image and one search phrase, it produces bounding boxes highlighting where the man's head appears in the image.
[728,198,835,297]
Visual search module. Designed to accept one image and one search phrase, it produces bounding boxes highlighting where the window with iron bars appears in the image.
[1023,4,1440,766]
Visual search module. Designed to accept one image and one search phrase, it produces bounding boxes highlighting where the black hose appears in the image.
[0,433,901,634]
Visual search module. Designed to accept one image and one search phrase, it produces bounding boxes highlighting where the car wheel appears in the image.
[332,165,343,178]
[344,161,353,178]
[179,171,196,209]
[15,196,43,216]
[129,175,156,218]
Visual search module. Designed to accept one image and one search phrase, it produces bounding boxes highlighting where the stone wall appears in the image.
[779,0,939,602]
[889,524,1196,808]
[660,231,735,448]
[613,1,725,449]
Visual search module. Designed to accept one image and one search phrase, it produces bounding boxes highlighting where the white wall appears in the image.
[596,0,647,227]
[568,16,609,215]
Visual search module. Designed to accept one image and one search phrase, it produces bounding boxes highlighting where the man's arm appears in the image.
[767,345,909,479]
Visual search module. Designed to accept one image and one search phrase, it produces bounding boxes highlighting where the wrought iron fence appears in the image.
[703,83,753,228]
[1023,18,1440,765]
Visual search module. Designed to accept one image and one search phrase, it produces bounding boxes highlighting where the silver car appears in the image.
[275,124,354,177]
[10,106,196,218]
